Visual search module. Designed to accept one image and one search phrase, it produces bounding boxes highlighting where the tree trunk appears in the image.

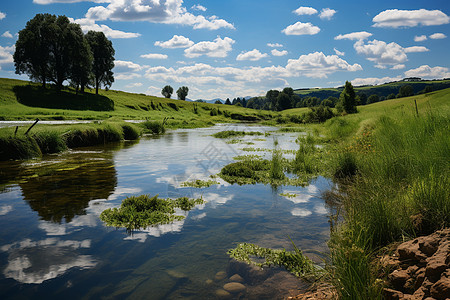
[96,78,99,95]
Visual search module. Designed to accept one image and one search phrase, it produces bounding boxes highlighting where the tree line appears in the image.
[14,13,115,94]
[161,85,189,100]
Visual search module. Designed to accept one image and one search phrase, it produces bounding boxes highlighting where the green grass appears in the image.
[212,130,264,138]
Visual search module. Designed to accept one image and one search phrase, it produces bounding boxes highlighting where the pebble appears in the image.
[229,274,244,283]
[223,282,246,293]
[215,289,231,298]
[215,271,227,281]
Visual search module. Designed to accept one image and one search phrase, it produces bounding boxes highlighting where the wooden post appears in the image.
[14,126,18,136]
[25,118,39,135]
[414,99,419,117]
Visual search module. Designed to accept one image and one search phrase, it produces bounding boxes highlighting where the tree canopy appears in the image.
[176,86,189,100]
[161,85,173,98]
[337,81,357,114]
[14,13,114,94]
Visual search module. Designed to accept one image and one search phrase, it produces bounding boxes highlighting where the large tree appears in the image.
[338,81,357,114]
[86,31,115,95]
[161,85,173,98]
[176,86,189,100]
[14,14,55,88]
[67,23,92,93]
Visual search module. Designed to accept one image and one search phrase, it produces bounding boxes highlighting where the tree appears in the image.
[14,14,57,88]
[266,90,279,110]
[387,93,396,100]
[86,31,115,95]
[214,100,222,104]
[397,85,414,98]
[338,81,357,114]
[161,85,173,98]
[67,23,92,93]
[367,94,380,104]
[225,98,231,105]
[276,92,291,111]
[176,86,189,100]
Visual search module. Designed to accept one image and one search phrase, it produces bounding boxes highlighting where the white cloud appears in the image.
[267,43,283,48]
[125,82,143,88]
[34,0,109,3]
[404,46,429,53]
[350,76,403,86]
[414,35,427,42]
[70,18,140,38]
[291,208,312,217]
[184,36,235,58]
[293,6,318,16]
[236,49,269,61]
[319,8,336,20]
[0,45,14,69]
[114,60,144,80]
[392,64,405,70]
[191,4,206,12]
[335,31,372,41]
[0,205,13,215]
[140,53,168,59]
[282,22,320,36]
[2,31,13,38]
[404,65,450,79]
[0,12,5,20]
[354,39,408,67]
[429,33,447,40]
[373,9,450,28]
[271,49,288,57]
[286,51,362,78]
[154,35,194,48]
[334,48,345,56]
[85,0,234,30]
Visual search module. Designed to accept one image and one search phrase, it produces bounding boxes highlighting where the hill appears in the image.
[293,79,450,100]
[0,78,272,127]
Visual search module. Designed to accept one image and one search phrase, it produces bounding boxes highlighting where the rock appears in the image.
[215,289,231,298]
[397,239,427,262]
[215,271,227,281]
[430,277,450,300]
[384,288,404,300]
[419,237,439,256]
[390,269,410,289]
[229,274,244,283]
[166,269,187,279]
[205,279,213,285]
[223,282,246,293]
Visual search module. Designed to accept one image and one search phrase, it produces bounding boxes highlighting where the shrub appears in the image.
[33,131,67,154]
[0,135,41,160]
[121,124,141,140]
[141,120,165,134]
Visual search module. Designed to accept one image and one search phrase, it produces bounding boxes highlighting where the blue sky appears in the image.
[0,0,449,100]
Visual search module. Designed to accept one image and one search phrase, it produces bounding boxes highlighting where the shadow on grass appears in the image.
[13,85,114,111]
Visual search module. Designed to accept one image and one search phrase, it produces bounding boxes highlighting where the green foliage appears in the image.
[219,159,270,185]
[33,130,67,154]
[333,151,358,179]
[161,85,173,98]
[338,81,357,114]
[292,136,318,174]
[141,120,165,134]
[99,194,204,231]
[304,105,335,123]
[121,123,141,140]
[228,242,321,280]
[212,130,263,138]
[270,139,285,180]
[176,86,189,100]
[0,135,41,160]
[397,84,414,98]
[181,179,219,188]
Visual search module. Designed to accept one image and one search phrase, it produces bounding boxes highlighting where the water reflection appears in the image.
[1,238,96,284]
[19,150,117,223]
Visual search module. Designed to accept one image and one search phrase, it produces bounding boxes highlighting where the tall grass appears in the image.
[141,120,165,134]
[329,111,449,298]
[33,130,67,154]
[0,135,41,160]
[270,139,285,180]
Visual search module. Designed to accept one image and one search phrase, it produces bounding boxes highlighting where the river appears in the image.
[0,123,334,299]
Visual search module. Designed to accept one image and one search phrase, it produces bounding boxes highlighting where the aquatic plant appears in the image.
[141,120,165,134]
[0,135,41,160]
[212,130,263,139]
[100,194,204,231]
[270,139,285,180]
[121,123,141,140]
[33,130,67,154]
[181,179,219,188]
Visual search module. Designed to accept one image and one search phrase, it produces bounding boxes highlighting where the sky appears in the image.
[0,0,449,100]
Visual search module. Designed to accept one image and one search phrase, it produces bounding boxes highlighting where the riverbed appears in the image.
[0,124,334,299]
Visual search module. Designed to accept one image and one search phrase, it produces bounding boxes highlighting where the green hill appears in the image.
[0,78,272,127]
[294,79,450,100]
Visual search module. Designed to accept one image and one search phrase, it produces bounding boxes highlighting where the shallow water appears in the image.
[0,124,334,299]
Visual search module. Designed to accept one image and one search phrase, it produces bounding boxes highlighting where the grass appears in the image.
[99,194,204,231]
[212,130,264,138]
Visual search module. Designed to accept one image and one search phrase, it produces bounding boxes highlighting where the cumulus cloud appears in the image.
[319,8,336,20]
[125,82,143,88]
[373,9,450,28]
[404,65,450,79]
[0,45,14,69]
[392,64,406,70]
[154,35,194,48]
[414,35,427,42]
[293,6,318,16]
[191,4,206,12]
[404,46,429,53]
[334,48,345,56]
[34,0,109,3]
[271,49,288,56]
[350,76,403,86]
[429,33,447,39]
[267,43,283,48]
[140,53,168,59]
[236,49,269,61]
[70,18,140,38]
[2,31,13,38]
[113,60,144,80]
[335,31,372,41]
[286,52,362,78]
[0,12,5,20]
[184,36,235,58]
[282,22,320,36]
[354,39,408,67]
[85,0,234,30]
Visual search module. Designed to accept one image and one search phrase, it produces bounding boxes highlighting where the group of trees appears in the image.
[14,13,115,94]
[161,85,189,100]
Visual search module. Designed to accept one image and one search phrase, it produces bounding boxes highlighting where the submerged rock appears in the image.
[215,288,231,298]
[223,282,246,293]
[215,271,227,281]
[229,274,244,283]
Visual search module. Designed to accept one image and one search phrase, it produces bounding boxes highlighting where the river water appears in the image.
[0,124,334,299]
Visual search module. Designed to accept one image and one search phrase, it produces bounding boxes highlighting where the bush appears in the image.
[121,123,140,140]
[33,131,67,154]
[0,135,41,160]
[141,120,165,134]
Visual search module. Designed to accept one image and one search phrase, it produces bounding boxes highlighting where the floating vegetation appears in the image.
[253,138,267,141]
[270,139,285,180]
[100,194,204,231]
[225,139,243,144]
[280,192,297,198]
[181,179,219,188]
[228,242,322,280]
[212,130,263,139]
[233,154,262,161]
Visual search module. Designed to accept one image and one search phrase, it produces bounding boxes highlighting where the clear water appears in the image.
[0,124,334,299]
